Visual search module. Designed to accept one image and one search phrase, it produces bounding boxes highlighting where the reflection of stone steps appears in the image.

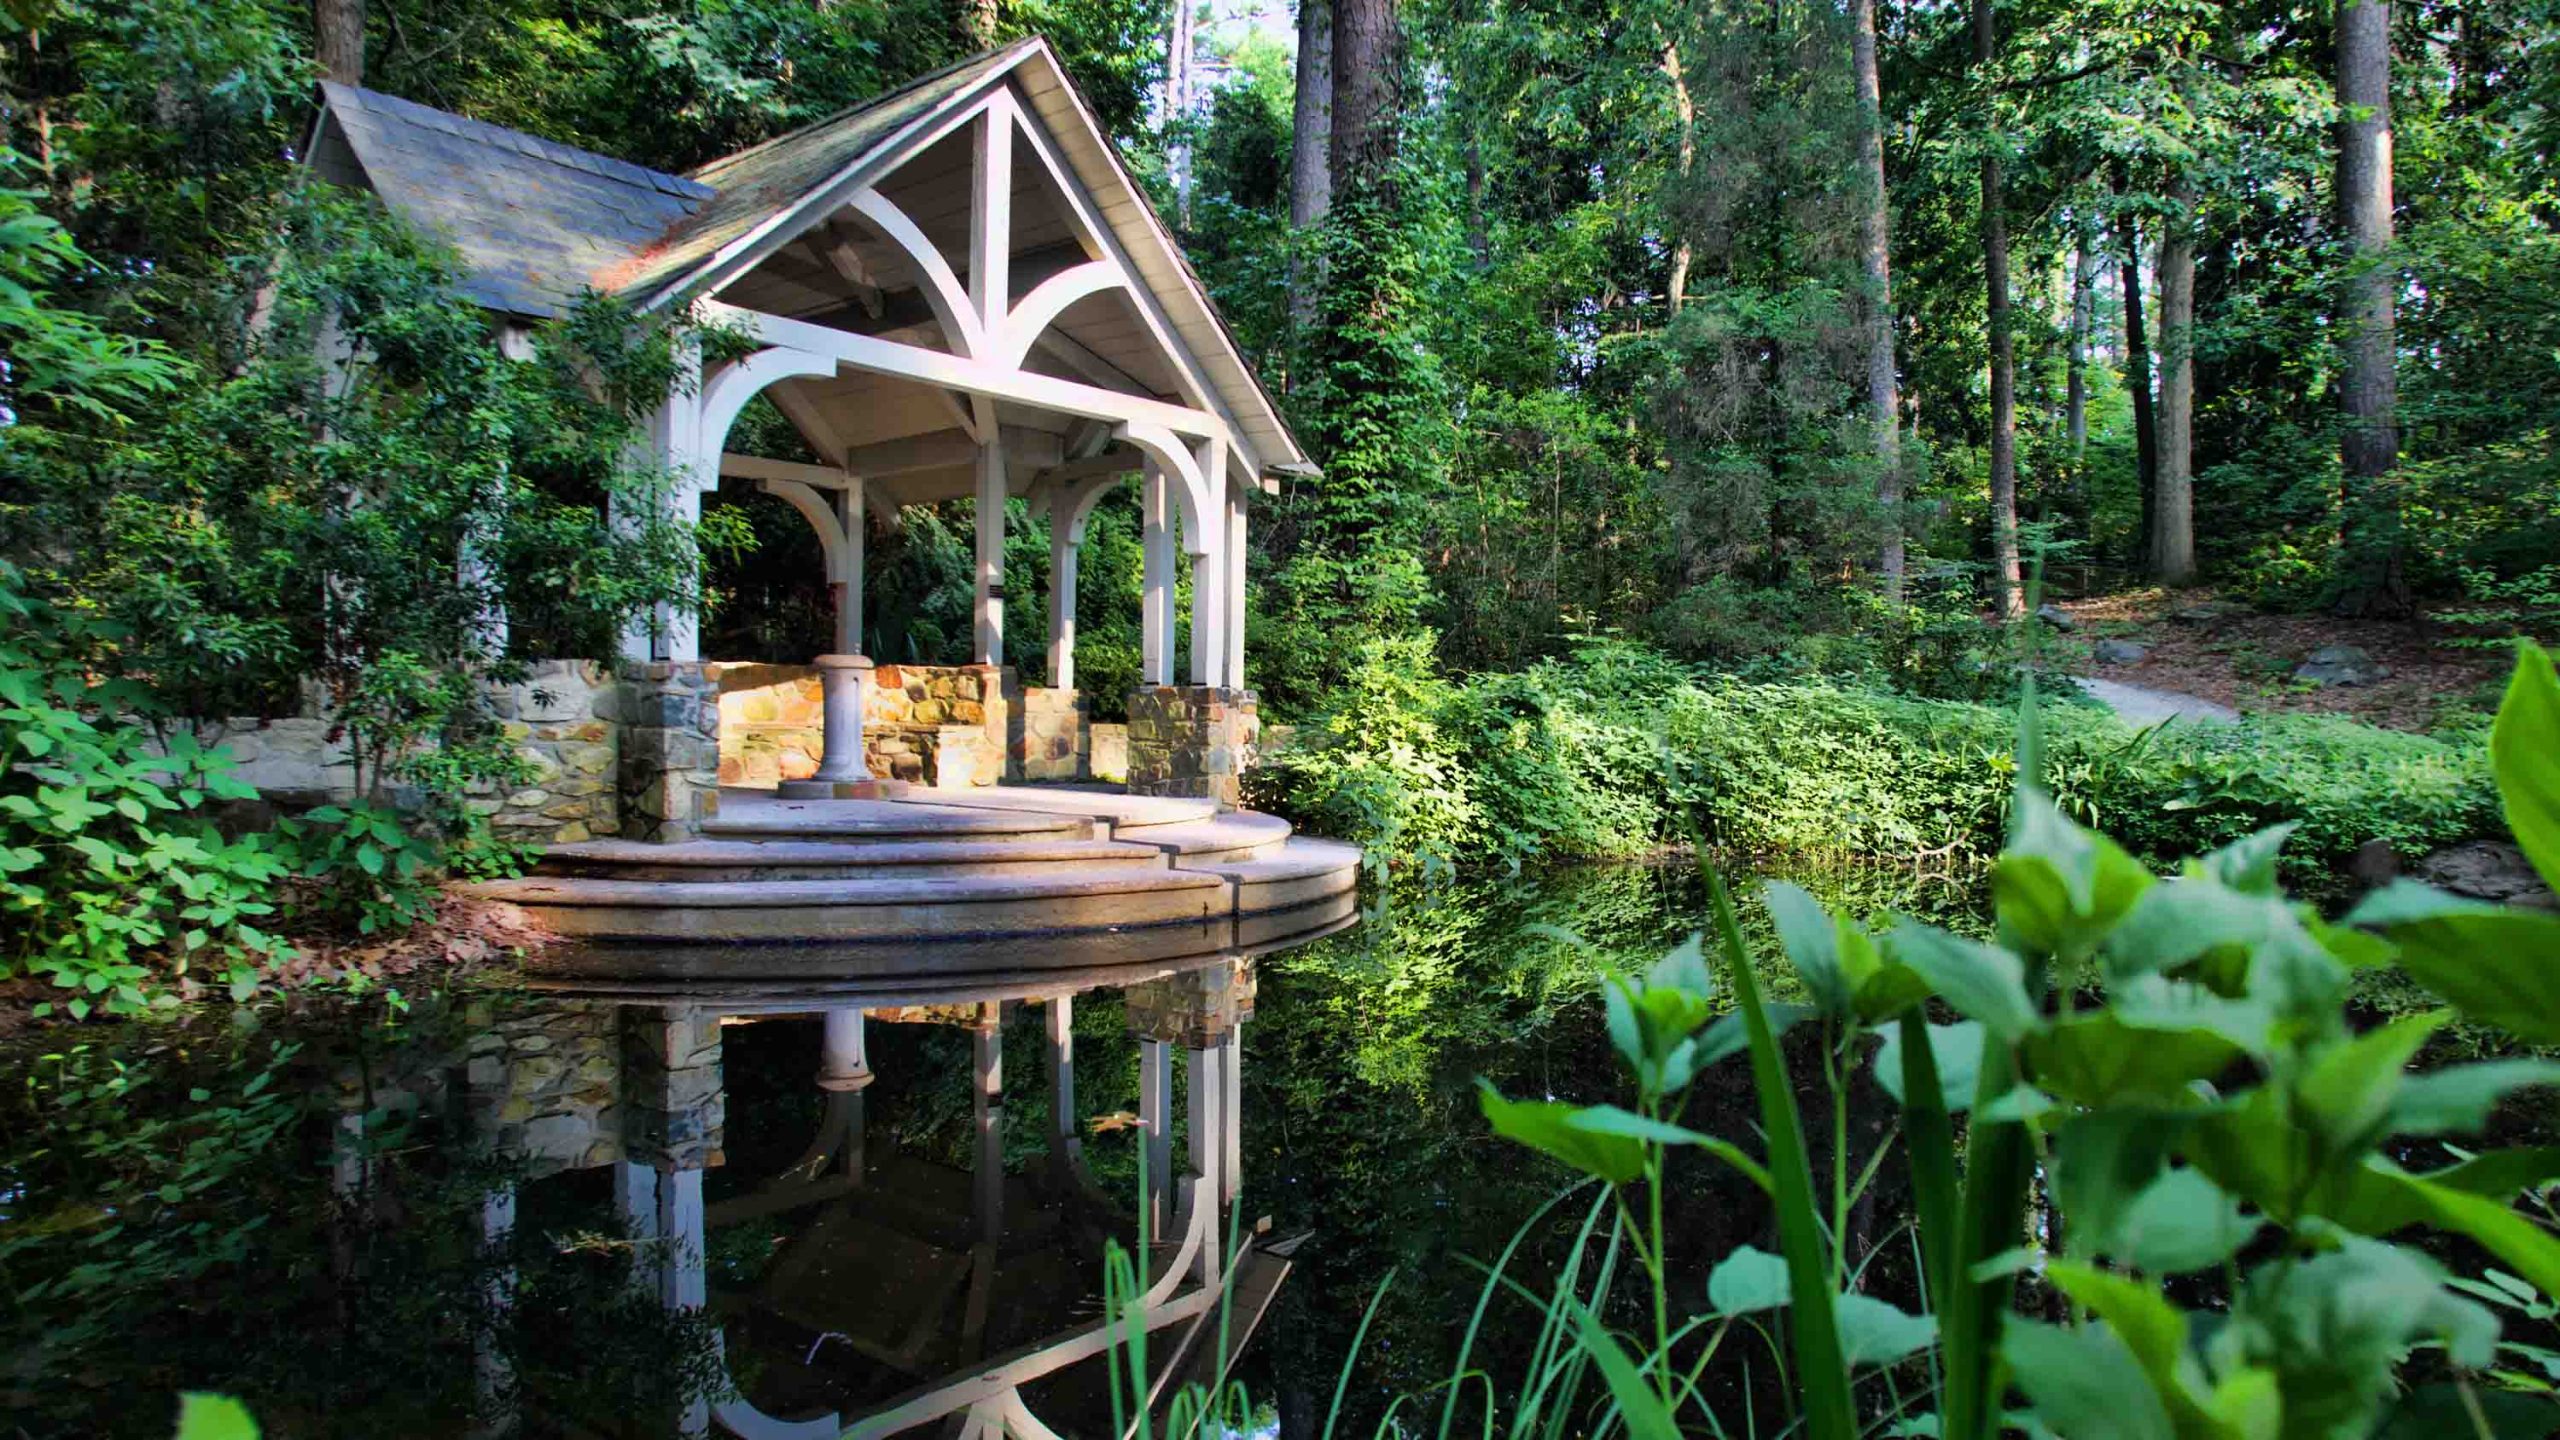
[459,785,1361,978]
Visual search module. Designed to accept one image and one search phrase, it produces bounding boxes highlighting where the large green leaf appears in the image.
[2222,1240,2497,1440]
[2106,876,2298,983]
[1708,1245,1791,1315]
[1835,1294,1937,1369]
[2386,1059,2560,1136]
[1477,1083,1645,1183]
[2053,1111,2180,1256]
[2324,1159,2560,1300]
[1887,921,2040,1040]
[175,1395,260,1440]
[2003,1318,2177,1440]
[2108,1168,2260,1276]
[1565,1103,1773,1193]
[2296,1012,2446,1153]
[2025,1011,2244,1107]
[1993,792,2157,960]
[2493,640,2560,895]
[2351,890,2560,1045]
[1766,880,1852,1014]
[1874,1019,1985,1114]
[2199,823,2298,897]
[1563,1300,1682,1440]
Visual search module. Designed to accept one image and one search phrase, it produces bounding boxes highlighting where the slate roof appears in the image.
[313,43,1025,318]
[314,82,713,317]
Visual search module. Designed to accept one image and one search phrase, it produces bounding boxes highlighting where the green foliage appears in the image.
[1263,639,2498,881]
[1452,643,2560,1440]
[0,575,291,1015]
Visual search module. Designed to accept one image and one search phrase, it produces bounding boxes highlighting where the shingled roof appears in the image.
[307,39,1309,473]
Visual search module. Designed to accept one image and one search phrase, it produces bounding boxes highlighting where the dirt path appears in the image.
[2053,589,2508,732]
[2073,676,2238,727]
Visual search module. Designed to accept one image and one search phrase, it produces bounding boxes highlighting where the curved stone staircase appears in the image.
[464,787,1361,980]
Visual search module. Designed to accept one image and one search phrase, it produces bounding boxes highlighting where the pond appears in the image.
[2,860,1985,1438]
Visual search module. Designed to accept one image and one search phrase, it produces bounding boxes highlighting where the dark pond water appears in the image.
[2,860,1985,1438]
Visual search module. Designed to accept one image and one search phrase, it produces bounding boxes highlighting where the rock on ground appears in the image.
[2093,639,2150,665]
[2415,841,2558,910]
[2294,643,2389,687]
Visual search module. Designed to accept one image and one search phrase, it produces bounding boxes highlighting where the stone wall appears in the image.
[460,1000,726,1178]
[1089,723,1129,784]
[606,662,721,842]
[168,683,354,806]
[622,1005,725,1170]
[711,662,1085,789]
[1125,686,1258,808]
[484,660,618,845]
[1010,685,1086,782]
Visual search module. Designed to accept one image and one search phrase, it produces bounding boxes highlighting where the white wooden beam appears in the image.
[832,425,1062,478]
[721,452,851,489]
[971,92,1015,332]
[1001,261,1122,367]
[848,187,985,359]
[1030,327,1149,397]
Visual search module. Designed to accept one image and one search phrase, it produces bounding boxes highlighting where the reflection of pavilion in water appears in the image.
[464,950,1294,1438]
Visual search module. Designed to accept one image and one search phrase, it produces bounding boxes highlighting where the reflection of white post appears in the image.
[973,1017,1005,1244]
[1138,1038,1173,1234]
[1140,462,1174,686]
[818,1007,873,1182]
[1044,995,1080,1160]
[1222,1022,1243,1203]
[473,1187,518,1439]
[1185,1041,1224,1287]
[1047,520,1078,691]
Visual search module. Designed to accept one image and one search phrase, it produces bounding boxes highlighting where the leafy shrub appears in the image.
[0,578,291,1015]
[1268,639,2498,882]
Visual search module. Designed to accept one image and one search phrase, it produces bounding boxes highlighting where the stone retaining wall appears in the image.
[484,660,619,845]
[712,662,1086,788]
[606,662,721,842]
[1125,686,1258,808]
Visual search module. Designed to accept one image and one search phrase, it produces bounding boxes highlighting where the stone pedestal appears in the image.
[1125,686,1258,809]
[781,654,888,798]
[608,661,721,842]
[1010,686,1088,782]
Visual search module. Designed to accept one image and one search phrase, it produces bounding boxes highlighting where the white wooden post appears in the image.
[1044,995,1079,1159]
[973,1016,1005,1244]
[1047,520,1078,691]
[1223,474,1248,690]
[618,345,707,662]
[835,476,865,655]
[1139,1037,1173,1234]
[975,432,1007,665]
[1185,1040,1223,1286]
[1187,439,1227,687]
[1141,461,1175,686]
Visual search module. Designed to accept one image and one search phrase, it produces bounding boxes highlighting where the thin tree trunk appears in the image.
[2118,206,2159,567]
[1975,0,2023,618]
[316,0,365,85]
[1286,0,1334,343]
[1851,0,1903,599]
[1329,0,1397,198]
[2067,219,2093,460]
[1167,0,1196,226]
[1466,142,1491,270]
[2337,0,2405,613]
[1660,33,1695,314]
[2151,185,2197,583]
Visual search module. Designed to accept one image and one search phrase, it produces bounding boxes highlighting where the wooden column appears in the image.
[974,432,1007,666]
[1047,520,1078,691]
[973,1014,1004,1245]
[835,477,866,655]
[1187,441,1227,686]
[1141,462,1175,686]
[1223,469,1247,690]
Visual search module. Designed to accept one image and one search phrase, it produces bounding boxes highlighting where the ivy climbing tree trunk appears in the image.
[1975,0,2023,618]
[2337,0,2406,614]
[1851,0,1903,599]
[2152,185,2196,583]
[2066,219,2093,461]
[316,0,364,84]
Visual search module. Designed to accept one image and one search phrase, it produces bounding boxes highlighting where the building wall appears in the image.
[712,662,1082,789]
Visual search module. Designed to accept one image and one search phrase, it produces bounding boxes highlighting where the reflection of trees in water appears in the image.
[1242,861,1973,1435]
[0,994,724,1438]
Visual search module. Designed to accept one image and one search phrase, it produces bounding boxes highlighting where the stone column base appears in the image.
[608,662,721,842]
[1124,686,1258,809]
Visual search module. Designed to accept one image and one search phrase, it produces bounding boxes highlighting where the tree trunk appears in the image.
[2066,219,2093,460]
[1466,141,1491,270]
[1851,0,1903,599]
[1166,0,1196,226]
[2118,206,2159,567]
[1975,0,2023,618]
[1329,0,1397,197]
[2151,186,2197,583]
[315,0,365,84]
[1286,0,1334,341]
[1659,33,1695,315]
[2337,0,2405,614]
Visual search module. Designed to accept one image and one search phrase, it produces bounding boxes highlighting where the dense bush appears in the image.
[1259,638,2499,881]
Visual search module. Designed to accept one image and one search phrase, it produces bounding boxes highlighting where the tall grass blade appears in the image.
[1706,866,1858,1440]
[1896,1011,1959,1311]
[1324,1268,1399,1440]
